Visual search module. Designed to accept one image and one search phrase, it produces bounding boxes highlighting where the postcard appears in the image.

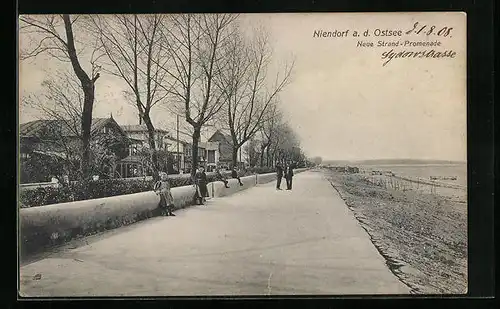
[18,12,467,296]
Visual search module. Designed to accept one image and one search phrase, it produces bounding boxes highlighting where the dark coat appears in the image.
[285,166,294,179]
[195,170,209,197]
[276,165,283,177]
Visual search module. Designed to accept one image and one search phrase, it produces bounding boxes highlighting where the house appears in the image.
[208,129,234,169]
[165,135,189,172]
[120,124,173,177]
[199,141,219,172]
[19,116,130,182]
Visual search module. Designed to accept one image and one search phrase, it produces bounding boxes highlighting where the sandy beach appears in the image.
[325,168,467,294]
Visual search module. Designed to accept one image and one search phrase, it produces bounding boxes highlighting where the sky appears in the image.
[19,12,467,162]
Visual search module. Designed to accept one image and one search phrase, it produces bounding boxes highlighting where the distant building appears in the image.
[199,141,219,172]
[208,129,238,169]
[120,124,188,177]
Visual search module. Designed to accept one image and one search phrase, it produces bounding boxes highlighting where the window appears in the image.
[157,135,164,149]
[129,144,138,156]
[207,150,215,163]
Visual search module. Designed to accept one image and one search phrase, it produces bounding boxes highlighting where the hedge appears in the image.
[18,168,282,208]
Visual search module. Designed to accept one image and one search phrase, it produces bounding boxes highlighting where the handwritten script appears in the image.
[312,21,458,66]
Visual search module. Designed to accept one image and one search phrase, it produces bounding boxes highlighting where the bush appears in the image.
[19,172,248,208]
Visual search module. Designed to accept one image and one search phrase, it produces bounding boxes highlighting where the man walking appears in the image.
[276,162,283,190]
[285,162,294,190]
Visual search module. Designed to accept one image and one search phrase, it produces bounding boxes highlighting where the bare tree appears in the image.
[21,71,128,182]
[160,14,238,177]
[243,138,260,168]
[259,101,282,167]
[311,156,323,166]
[90,14,172,181]
[19,15,103,180]
[266,120,302,166]
[217,26,295,168]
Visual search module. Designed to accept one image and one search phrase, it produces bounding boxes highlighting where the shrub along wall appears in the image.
[18,168,295,208]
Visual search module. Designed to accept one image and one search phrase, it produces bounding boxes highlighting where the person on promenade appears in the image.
[285,162,294,190]
[215,167,230,188]
[195,166,209,205]
[276,162,284,190]
[154,172,175,216]
[231,166,244,186]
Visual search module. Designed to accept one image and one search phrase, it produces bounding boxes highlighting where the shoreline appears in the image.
[325,169,467,294]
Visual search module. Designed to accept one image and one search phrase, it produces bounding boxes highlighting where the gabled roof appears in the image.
[20,117,128,139]
[121,124,169,134]
[208,129,231,144]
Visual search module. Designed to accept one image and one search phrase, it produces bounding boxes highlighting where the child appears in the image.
[154,172,176,216]
[215,167,230,188]
[231,167,244,186]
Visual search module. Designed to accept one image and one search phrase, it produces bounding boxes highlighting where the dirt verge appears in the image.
[325,170,467,294]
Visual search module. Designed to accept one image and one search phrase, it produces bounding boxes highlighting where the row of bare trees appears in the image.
[19,14,301,182]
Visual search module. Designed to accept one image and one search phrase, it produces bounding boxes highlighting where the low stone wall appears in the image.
[19,186,197,258]
[208,175,258,198]
[19,168,309,258]
[207,168,308,197]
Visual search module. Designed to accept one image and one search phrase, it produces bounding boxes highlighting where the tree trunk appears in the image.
[143,114,159,181]
[266,147,271,167]
[190,127,201,178]
[62,14,99,181]
[260,144,266,167]
[80,83,94,180]
[232,146,239,169]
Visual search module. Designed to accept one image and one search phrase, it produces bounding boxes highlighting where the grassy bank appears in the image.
[325,169,467,294]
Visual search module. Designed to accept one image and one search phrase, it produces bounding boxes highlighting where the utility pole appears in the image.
[177,114,180,173]
[239,145,242,168]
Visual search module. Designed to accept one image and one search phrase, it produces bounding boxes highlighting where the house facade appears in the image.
[120,125,172,177]
[119,124,194,176]
[19,116,130,183]
[208,130,234,169]
[207,129,250,169]
[165,135,188,173]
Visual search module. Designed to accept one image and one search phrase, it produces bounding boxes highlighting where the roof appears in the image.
[20,118,126,138]
[199,141,219,151]
[165,135,188,145]
[121,124,169,134]
[208,129,231,144]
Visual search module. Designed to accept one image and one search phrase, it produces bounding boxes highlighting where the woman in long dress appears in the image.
[194,166,209,205]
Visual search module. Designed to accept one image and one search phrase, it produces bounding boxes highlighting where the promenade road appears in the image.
[19,170,409,296]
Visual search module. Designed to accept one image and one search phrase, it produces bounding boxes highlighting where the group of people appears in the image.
[153,166,245,216]
[275,162,294,190]
[154,162,295,217]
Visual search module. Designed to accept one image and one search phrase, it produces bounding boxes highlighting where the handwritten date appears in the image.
[406,22,453,37]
